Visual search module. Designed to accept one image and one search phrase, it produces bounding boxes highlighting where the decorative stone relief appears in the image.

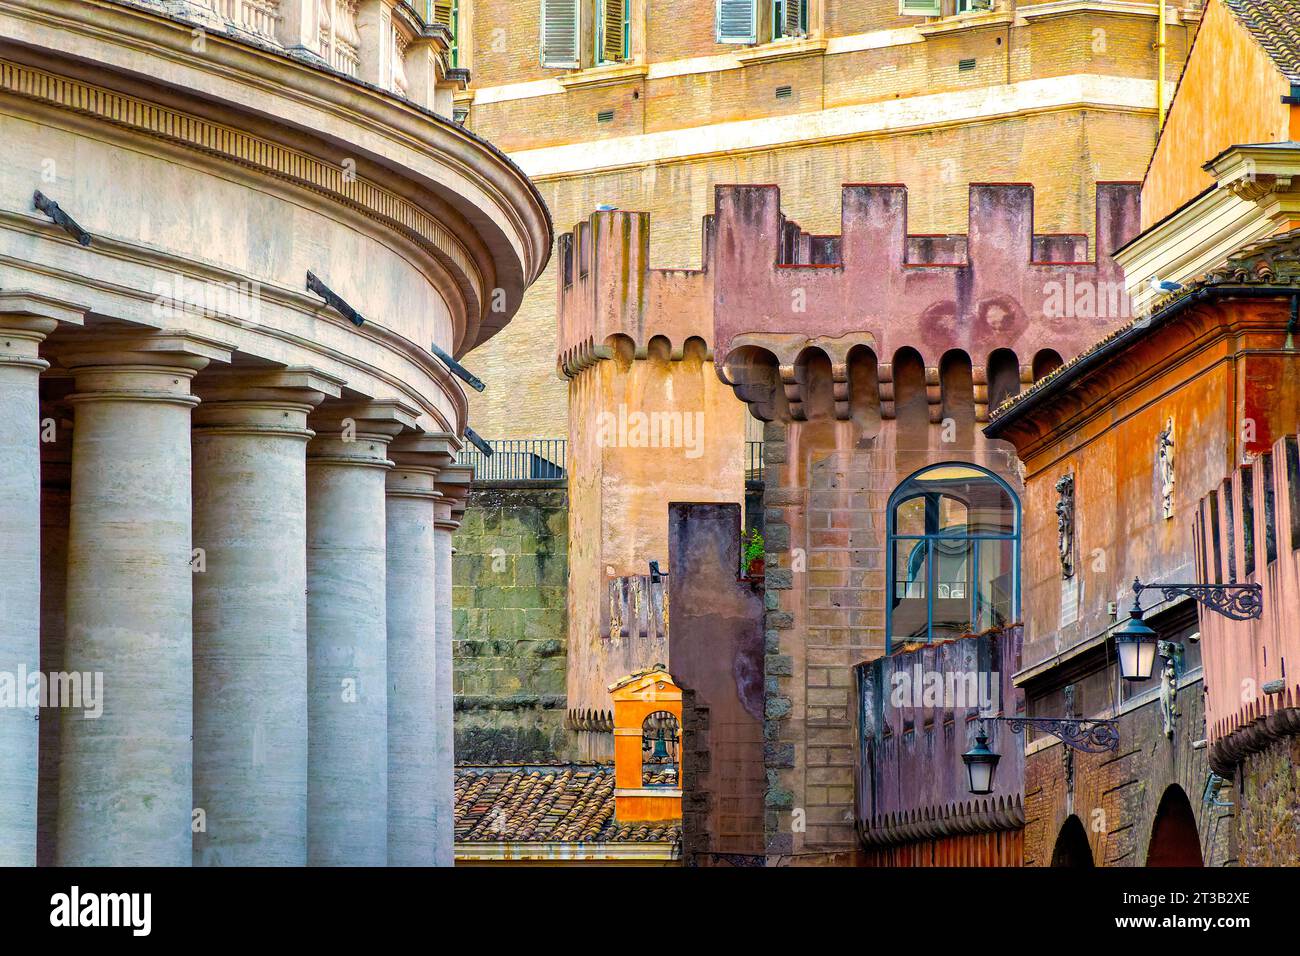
[1055,472,1075,579]
[1158,417,1175,519]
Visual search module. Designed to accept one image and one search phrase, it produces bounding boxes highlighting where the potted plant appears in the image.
[742,528,765,578]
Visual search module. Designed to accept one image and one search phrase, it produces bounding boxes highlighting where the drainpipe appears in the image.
[1156,0,1167,128]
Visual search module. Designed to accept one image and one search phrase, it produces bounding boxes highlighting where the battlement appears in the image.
[556,182,1141,389]
[556,210,716,378]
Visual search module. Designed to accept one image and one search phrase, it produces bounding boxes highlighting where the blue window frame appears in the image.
[886,463,1020,650]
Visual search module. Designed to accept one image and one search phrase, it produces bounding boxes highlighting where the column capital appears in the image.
[434,462,473,529]
[386,433,459,499]
[51,328,234,409]
[307,399,420,469]
[193,367,344,439]
[0,290,85,372]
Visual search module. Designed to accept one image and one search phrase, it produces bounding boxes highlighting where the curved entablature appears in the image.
[1,0,552,359]
[555,208,716,378]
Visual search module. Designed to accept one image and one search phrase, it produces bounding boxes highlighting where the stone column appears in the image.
[433,463,471,866]
[191,369,340,866]
[385,435,454,866]
[306,401,415,866]
[0,293,78,866]
[37,397,73,868]
[54,330,231,866]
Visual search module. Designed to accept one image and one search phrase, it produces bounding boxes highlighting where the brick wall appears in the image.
[1022,677,1235,867]
[453,483,571,762]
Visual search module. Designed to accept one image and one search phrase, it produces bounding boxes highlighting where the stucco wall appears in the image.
[565,348,748,715]
[1141,0,1294,230]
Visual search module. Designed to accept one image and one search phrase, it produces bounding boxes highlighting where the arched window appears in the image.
[641,711,679,788]
[887,463,1019,647]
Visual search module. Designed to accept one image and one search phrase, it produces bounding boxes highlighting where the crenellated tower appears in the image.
[555,209,749,757]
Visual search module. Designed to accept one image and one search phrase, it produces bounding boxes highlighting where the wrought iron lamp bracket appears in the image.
[1131,578,1262,622]
[982,715,1120,753]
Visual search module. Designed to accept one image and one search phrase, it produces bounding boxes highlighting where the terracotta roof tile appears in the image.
[1224,0,1300,83]
[454,765,682,845]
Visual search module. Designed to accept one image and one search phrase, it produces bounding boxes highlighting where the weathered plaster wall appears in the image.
[1141,0,1294,230]
[1012,299,1298,677]
[558,209,749,717]
[453,483,572,763]
[668,503,766,863]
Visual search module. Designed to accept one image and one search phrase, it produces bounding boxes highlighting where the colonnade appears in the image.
[0,294,468,866]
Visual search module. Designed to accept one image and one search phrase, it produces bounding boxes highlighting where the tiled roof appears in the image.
[1224,0,1300,83]
[987,227,1300,431]
[454,765,681,844]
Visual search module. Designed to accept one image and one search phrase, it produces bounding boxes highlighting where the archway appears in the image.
[1050,815,1094,867]
[1146,785,1203,866]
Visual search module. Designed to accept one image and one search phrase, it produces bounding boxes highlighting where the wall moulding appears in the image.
[0,57,486,320]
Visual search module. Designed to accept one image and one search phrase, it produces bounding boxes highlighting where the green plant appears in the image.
[742,528,764,568]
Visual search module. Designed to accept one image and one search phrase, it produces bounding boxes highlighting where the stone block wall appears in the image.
[1235,735,1300,867]
[452,482,572,763]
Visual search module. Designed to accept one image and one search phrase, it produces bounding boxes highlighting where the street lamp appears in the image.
[962,728,1001,795]
[1114,596,1159,682]
[1115,577,1263,682]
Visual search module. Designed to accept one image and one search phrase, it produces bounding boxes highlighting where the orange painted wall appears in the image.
[1141,0,1293,230]
[1012,299,1300,676]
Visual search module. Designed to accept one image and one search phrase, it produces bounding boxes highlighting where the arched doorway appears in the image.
[1146,785,1203,866]
[1051,815,1094,867]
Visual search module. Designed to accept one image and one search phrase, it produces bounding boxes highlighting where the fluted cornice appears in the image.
[857,794,1025,847]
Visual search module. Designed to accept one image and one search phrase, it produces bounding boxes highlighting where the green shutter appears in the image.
[900,0,942,15]
[541,0,580,68]
[716,0,757,44]
[430,1,459,65]
[599,0,626,64]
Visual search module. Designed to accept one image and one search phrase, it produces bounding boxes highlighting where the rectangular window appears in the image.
[541,0,580,68]
[717,0,758,44]
[899,0,941,15]
[598,0,629,64]
[955,0,993,11]
[430,1,459,67]
[772,0,806,40]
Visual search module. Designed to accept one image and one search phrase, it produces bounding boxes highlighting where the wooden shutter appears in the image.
[899,0,942,15]
[541,0,580,68]
[430,1,453,28]
[716,0,757,44]
[782,0,804,38]
[601,0,626,63]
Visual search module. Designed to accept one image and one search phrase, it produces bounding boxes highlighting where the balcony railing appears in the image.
[145,0,458,112]
[458,438,566,482]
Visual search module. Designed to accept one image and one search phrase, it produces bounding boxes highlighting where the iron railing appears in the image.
[746,441,764,483]
[457,438,566,482]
